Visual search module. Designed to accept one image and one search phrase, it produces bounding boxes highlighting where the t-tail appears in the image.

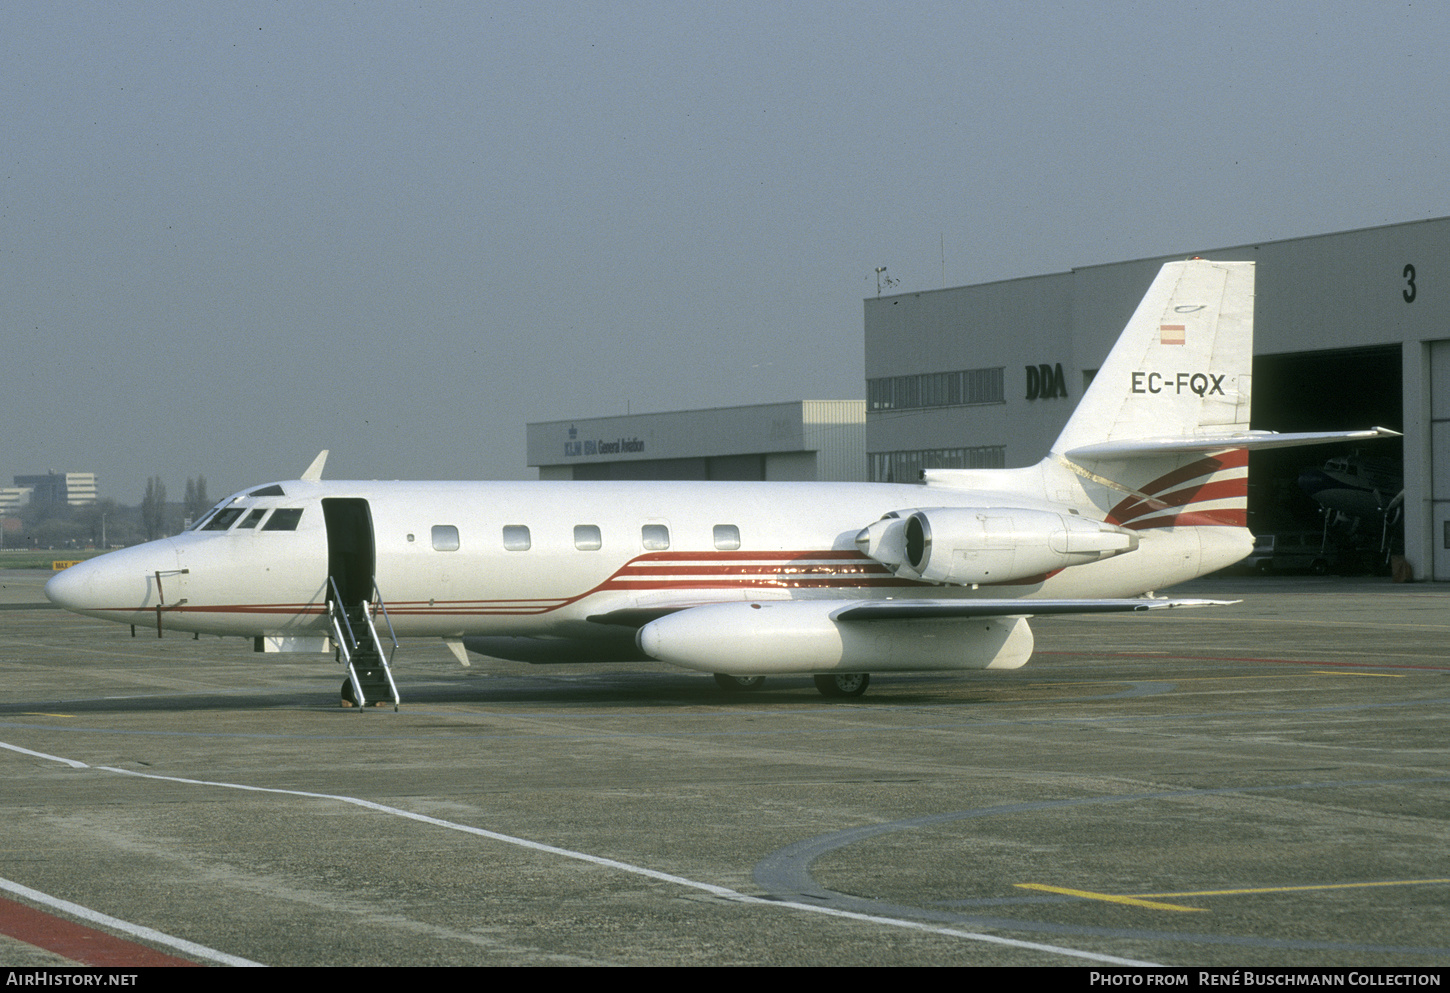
[924,258,1397,546]
[1048,259,1258,531]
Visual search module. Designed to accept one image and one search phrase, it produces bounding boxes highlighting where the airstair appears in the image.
[327,576,400,710]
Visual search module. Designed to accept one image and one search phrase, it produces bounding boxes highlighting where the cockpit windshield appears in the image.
[186,484,299,533]
[202,507,246,531]
[189,497,237,531]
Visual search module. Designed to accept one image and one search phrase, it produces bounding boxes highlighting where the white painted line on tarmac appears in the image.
[0,875,265,967]
[2,737,1157,966]
[94,764,1158,966]
[0,739,89,768]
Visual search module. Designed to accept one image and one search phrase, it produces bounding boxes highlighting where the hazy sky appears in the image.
[6,1,1447,503]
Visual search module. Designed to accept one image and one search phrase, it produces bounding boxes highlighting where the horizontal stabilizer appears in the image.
[830,597,1234,621]
[1065,427,1400,461]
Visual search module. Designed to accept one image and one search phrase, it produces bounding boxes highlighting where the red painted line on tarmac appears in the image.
[0,894,199,967]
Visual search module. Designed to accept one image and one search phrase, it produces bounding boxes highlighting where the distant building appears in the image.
[0,487,35,514]
[12,472,98,508]
[528,401,866,482]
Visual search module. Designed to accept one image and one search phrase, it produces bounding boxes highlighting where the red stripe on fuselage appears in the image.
[635,549,869,561]
[1109,478,1247,525]
[1136,449,1247,496]
[598,576,918,590]
[609,564,895,577]
[1106,449,1249,529]
[112,550,920,621]
[1125,507,1248,529]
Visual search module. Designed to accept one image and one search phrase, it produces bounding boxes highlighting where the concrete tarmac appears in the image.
[1,569,1447,967]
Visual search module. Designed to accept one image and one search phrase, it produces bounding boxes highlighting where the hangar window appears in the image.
[713,525,741,550]
[203,508,245,531]
[867,366,1004,411]
[574,525,602,550]
[870,446,1006,483]
[431,525,460,551]
[237,509,267,529]
[641,524,670,550]
[262,508,304,531]
[503,525,531,551]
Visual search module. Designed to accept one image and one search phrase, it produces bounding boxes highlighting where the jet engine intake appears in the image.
[856,507,1137,585]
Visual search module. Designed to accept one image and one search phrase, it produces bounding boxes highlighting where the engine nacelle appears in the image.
[856,507,1138,585]
[853,510,915,569]
[637,600,1034,675]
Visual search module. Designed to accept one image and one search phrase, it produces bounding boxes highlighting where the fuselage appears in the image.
[46,477,1252,643]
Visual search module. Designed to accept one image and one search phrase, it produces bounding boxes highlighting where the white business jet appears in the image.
[47,260,1396,705]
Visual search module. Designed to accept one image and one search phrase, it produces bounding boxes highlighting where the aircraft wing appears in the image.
[590,597,1231,628]
[829,597,1232,620]
[632,596,1235,676]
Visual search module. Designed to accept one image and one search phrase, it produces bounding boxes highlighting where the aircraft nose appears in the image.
[44,561,95,612]
[45,540,180,620]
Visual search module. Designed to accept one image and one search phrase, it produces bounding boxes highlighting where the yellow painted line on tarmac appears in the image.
[1017,877,1449,912]
[1309,670,1404,677]
[20,713,73,718]
[1013,883,1204,912]
[1135,878,1450,899]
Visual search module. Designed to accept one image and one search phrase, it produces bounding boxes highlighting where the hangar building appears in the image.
[865,216,1449,581]
[528,401,866,482]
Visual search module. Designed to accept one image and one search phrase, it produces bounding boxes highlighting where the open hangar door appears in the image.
[1246,345,1403,572]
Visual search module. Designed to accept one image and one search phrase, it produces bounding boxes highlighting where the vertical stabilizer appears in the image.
[1042,260,1255,532]
[1052,260,1254,457]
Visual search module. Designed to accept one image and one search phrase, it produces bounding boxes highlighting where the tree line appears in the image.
[2,476,210,550]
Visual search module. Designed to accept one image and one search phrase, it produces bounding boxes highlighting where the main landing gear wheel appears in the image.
[814,673,870,698]
[713,673,766,692]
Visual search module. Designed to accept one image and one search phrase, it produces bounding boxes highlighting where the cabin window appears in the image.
[713,525,741,550]
[431,525,460,551]
[503,525,531,551]
[237,509,267,529]
[574,525,602,551]
[248,484,286,497]
[203,508,245,531]
[641,524,670,550]
[262,508,304,531]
